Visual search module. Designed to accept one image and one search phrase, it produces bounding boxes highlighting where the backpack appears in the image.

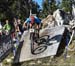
[30,16,35,24]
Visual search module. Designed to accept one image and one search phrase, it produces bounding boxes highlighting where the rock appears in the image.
[41,15,56,28]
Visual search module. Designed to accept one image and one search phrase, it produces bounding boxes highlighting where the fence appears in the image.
[0,34,13,62]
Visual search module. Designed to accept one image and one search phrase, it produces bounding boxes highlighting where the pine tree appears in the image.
[49,0,57,14]
[41,0,57,18]
[61,0,72,14]
[0,0,40,20]
[42,0,49,18]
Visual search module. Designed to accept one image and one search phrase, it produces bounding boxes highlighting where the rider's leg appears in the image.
[30,23,32,28]
[29,23,33,39]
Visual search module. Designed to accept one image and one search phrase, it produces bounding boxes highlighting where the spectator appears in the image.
[0,22,2,40]
[17,18,24,33]
[11,17,18,41]
[16,18,24,39]
[0,22,2,35]
[3,19,11,35]
[13,17,18,32]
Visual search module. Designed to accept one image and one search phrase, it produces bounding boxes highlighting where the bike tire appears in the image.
[35,35,49,44]
[32,44,47,55]
[30,33,35,54]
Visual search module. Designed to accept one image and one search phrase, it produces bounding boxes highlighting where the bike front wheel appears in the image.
[32,44,47,55]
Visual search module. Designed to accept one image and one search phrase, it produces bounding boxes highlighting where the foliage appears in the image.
[40,0,57,18]
[49,0,57,14]
[42,0,49,18]
[60,0,72,14]
[0,0,40,21]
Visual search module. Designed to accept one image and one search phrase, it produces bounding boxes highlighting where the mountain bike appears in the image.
[30,27,47,55]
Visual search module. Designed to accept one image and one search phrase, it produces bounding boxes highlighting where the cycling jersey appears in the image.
[34,16,41,24]
[30,16,35,24]
[25,16,41,24]
[25,18,31,23]
[3,24,11,31]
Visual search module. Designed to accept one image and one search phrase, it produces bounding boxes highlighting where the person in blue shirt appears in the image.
[23,15,41,30]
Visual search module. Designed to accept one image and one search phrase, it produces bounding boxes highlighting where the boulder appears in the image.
[41,15,56,28]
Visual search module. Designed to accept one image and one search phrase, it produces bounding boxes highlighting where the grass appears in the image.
[1,39,75,66]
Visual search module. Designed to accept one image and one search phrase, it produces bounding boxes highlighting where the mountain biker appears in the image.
[23,15,41,38]
[23,15,41,30]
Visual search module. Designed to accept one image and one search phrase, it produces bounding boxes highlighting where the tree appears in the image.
[0,0,39,20]
[42,0,49,18]
[61,0,73,14]
[40,0,57,18]
[49,0,57,14]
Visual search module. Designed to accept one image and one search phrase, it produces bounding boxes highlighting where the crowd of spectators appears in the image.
[0,15,42,56]
[0,17,25,57]
[0,17,25,43]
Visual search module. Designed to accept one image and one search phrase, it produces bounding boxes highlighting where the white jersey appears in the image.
[0,24,2,32]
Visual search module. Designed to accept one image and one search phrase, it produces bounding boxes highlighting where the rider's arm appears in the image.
[23,22,27,28]
[23,18,30,28]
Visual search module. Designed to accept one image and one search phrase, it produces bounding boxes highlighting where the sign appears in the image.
[14,26,67,63]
